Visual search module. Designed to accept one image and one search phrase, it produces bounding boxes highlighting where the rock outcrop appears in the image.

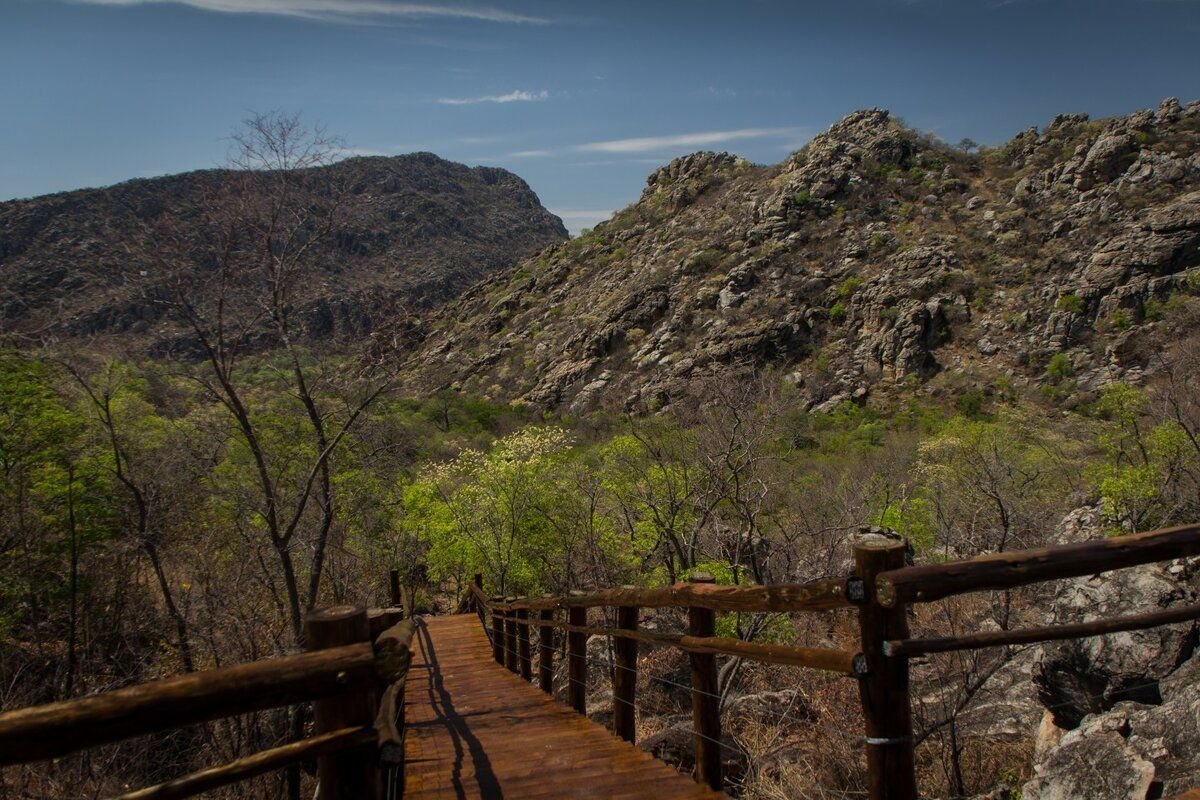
[1025,652,1200,799]
[1021,506,1200,798]
[1033,560,1199,729]
[407,100,1200,413]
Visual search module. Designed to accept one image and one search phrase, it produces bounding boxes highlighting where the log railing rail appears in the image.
[874,523,1200,607]
[0,584,414,800]
[467,523,1200,800]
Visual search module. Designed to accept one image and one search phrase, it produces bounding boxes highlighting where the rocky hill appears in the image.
[0,153,567,348]
[409,99,1200,414]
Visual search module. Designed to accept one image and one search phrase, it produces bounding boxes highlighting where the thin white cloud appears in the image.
[437,89,550,106]
[508,149,553,158]
[574,127,799,154]
[698,86,738,98]
[66,0,550,24]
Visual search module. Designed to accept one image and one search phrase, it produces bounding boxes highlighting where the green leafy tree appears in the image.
[0,353,116,695]
[405,426,574,594]
[1088,383,1198,530]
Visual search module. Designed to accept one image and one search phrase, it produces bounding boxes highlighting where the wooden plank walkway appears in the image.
[401,614,727,799]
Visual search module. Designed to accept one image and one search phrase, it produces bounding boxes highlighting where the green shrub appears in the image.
[837,276,863,298]
[1045,353,1074,382]
[1183,269,1200,295]
[813,350,833,374]
[1144,296,1167,322]
[1056,293,1085,315]
[955,388,986,419]
[1111,308,1132,331]
[793,189,813,208]
[829,300,847,322]
[683,248,723,273]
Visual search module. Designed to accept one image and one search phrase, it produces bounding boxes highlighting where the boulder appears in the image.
[1023,708,1157,800]
[1025,653,1200,799]
[638,721,748,782]
[1075,133,1139,191]
[1032,560,1199,729]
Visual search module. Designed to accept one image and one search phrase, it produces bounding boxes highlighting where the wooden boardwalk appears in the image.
[401,614,727,799]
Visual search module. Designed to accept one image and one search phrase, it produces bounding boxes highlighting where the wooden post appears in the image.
[504,603,519,674]
[304,606,380,800]
[567,602,588,715]
[613,602,639,744]
[388,569,402,609]
[472,573,484,612]
[855,540,918,800]
[516,608,532,681]
[491,605,505,666]
[537,608,555,694]
[686,573,722,791]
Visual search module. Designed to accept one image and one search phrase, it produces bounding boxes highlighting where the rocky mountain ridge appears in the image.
[0,152,567,349]
[408,100,1200,415]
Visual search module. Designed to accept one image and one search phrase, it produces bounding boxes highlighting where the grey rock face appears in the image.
[638,721,748,781]
[1075,133,1139,191]
[1033,561,1199,729]
[1084,191,1200,290]
[1025,655,1200,799]
[1023,709,1158,800]
[1025,507,1200,800]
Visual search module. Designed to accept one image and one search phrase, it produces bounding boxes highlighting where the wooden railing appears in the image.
[4,526,1200,799]
[0,575,416,800]
[468,525,1200,800]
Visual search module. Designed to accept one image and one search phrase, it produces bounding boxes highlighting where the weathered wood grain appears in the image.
[687,574,722,791]
[402,614,726,799]
[886,600,1200,657]
[0,643,375,766]
[489,577,853,613]
[876,523,1200,606]
[856,541,917,800]
[110,727,374,800]
[304,605,379,800]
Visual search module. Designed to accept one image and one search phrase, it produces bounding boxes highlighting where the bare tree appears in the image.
[133,111,392,645]
[118,111,393,799]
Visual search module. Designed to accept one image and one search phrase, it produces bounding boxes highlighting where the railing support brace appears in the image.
[504,603,520,674]
[687,573,722,792]
[855,540,918,800]
[304,606,380,800]
[538,608,555,694]
[491,605,506,666]
[517,608,533,681]
[567,603,588,715]
[614,602,639,744]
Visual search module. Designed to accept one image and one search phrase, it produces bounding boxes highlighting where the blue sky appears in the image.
[2,1,1198,233]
